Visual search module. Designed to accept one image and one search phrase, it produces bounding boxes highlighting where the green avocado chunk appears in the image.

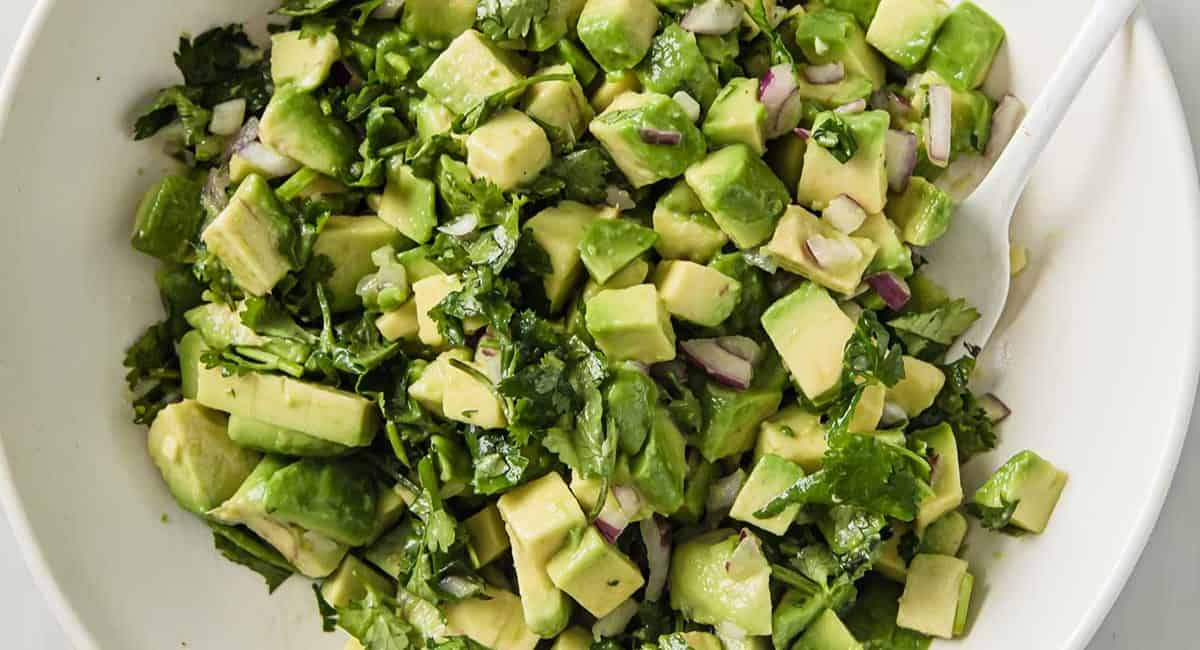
[765,205,878,296]
[676,456,717,524]
[418,30,525,115]
[131,175,205,263]
[703,78,769,154]
[147,400,261,515]
[797,110,891,215]
[312,216,402,313]
[547,526,645,617]
[730,454,806,535]
[402,0,478,46]
[226,415,351,458]
[259,85,357,180]
[697,378,784,462]
[853,212,913,277]
[824,0,881,28]
[971,450,1068,533]
[579,219,659,283]
[685,144,790,250]
[654,260,742,327]
[886,176,954,246]
[200,174,295,297]
[669,529,773,635]
[259,458,379,546]
[794,8,885,89]
[636,24,721,109]
[631,408,689,514]
[270,31,340,92]
[577,0,661,72]
[794,609,862,650]
[926,2,1006,89]
[590,92,707,188]
[379,160,437,245]
[652,181,729,263]
[762,282,855,402]
[585,284,677,364]
[896,554,969,638]
[178,330,207,400]
[321,554,394,609]
[919,510,968,556]
[866,0,950,70]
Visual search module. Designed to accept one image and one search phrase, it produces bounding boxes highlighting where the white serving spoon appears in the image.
[922,0,1142,359]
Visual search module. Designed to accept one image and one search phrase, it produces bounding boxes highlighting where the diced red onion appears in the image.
[759,64,801,139]
[639,517,671,602]
[209,99,247,137]
[823,194,868,234]
[613,484,643,518]
[866,272,911,311]
[880,401,908,427]
[594,511,629,544]
[673,91,702,123]
[803,62,845,85]
[201,167,231,216]
[706,469,745,515]
[768,92,804,139]
[715,336,762,365]
[475,330,503,383]
[793,127,811,140]
[680,339,754,390]
[743,248,778,274]
[804,234,862,269]
[680,0,744,35]
[985,94,1026,161]
[605,185,636,211]
[835,99,867,114]
[593,598,639,638]
[437,213,479,237]
[238,141,301,178]
[979,393,1012,423]
[926,85,952,167]
[221,116,259,162]
[639,128,682,145]
[725,529,766,580]
[886,130,919,193]
[371,0,405,19]
[438,575,477,599]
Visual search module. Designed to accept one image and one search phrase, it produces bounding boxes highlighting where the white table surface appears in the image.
[2,2,1199,648]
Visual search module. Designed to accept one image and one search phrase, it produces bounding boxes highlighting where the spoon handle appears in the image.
[984,0,1142,204]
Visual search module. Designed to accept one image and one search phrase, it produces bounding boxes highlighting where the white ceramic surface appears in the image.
[0,1,1197,650]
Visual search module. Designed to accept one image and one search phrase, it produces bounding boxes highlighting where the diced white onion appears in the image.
[673,91,702,123]
[805,234,862,269]
[681,0,744,35]
[823,194,868,234]
[238,141,301,178]
[209,98,247,136]
[437,213,479,237]
[926,85,953,167]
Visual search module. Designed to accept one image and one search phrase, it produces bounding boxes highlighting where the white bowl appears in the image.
[0,1,1196,648]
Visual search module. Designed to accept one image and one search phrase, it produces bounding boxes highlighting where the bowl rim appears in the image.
[0,2,1196,649]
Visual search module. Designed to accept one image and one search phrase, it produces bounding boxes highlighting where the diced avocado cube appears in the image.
[824,0,881,28]
[270,31,340,92]
[395,247,444,283]
[553,40,600,87]
[926,2,1005,90]
[897,554,969,638]
[755,405,828,473]
[571,473,650,525]
[364,518,421,579]
[200,175,294,296]
[972,450,1068,534]
[413,96,457,141]
[147,400,260,515]
[529,0,588,52]
[376,299,420,342]
[677,457,717,524]
[585,284,677,364]
[418,30,525,114]
[413,274,469,348]
[195,367,378,447]
[866,0,950,69]
[525,201,607,312]
[887,356,945,417]
[590,70,642,113]
[184,303,264,349]
[551,627,593,650]
[766,131,809,197]
[379,160,437,244]
[442,359,508,429]
[797,110,890,214]
[259,85,357,179]
[669,530,773,635]
[522,65,595,145]
[631,408,689,514]
[403,0,479,47]
[275,168,345,201]
[547,526,645,617]
[443,585,541,650]
[652,181,729,263]
[698,381,784,462]
[579,219,659,283]
[590,92,707,188]
[321,555,394,609]
[911,423,962,533]
[578,0,660,72]
[497,472,587,562]
[259,458,378,546]
[466,109,552,191]
[131,175,205,263]
[226,415,350,457]
[466,504,511,568]
[409,349,472,416]
[875,521,911,582]
[794,70,875,110]
[848,382,886,433]
[312,216,400,312]
[636,24,721,109]
[853,212,913,277]
[731,454,806,535]
[920,510,968,556]
[794,609,861,650]
[580,257,651,302]
[762,283,855,402]
[685,144,790,250]
[653,260,741,327]
[794,8,885,88]
[704,78,768,154]
[209,457,350,578]
[765,205,879,296]
[178,330,207,400]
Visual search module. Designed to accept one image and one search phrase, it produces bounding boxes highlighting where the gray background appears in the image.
[0,1,1197,648]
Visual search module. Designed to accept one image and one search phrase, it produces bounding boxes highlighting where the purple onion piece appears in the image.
[715,336,762,365]
[594,518,625,545]
[979,393,1012,423]
[823,194,868,234]
[805,235,862,269]
[985,94,1026,161]
[926,84,953,167]
[886,129,919,193]
[640,517,672,601]
[760,64,800,138]
[639,128,682,145]
[865,272,912,311]
[680,339,754,389]
[835,99,867,114]
[804,62,845,85]
[794,127,811,140]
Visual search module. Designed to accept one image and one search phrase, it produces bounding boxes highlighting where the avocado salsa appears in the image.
[124,1,1067,648]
